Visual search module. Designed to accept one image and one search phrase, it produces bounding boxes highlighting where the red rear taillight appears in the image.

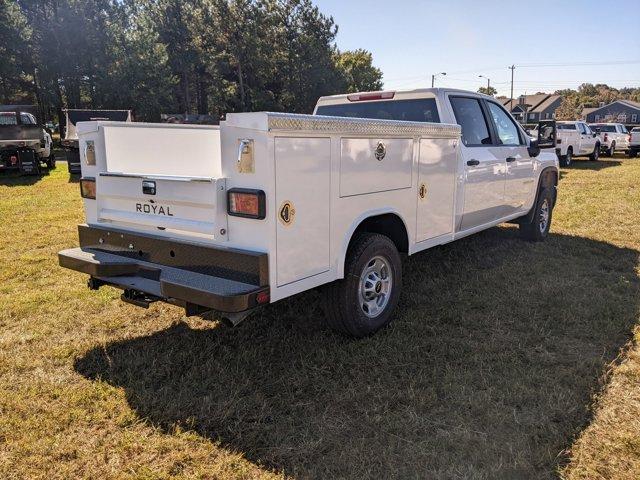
[347,91,395,102]
[256,290,270,304]
[9,155,17,165]
[227,188,266,219]
[80,177,96,199]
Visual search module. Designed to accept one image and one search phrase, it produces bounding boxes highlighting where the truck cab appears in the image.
[315,89,556,230]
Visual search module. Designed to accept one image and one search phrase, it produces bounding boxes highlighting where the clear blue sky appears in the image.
[314,0,640,97]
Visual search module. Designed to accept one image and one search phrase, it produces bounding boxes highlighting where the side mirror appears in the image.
[528,139,541,157]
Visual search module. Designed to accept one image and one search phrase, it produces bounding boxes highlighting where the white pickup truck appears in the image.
[589,123,630,157]
[554,121,600,166]
[58,88,558,338]
[630,127,640,158]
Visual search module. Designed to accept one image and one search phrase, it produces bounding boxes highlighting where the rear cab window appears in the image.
[449,97,492,146]
[315,98,440,123]
[558,123,576,130]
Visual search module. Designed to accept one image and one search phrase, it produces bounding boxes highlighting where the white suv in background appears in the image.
[589,123,630,157]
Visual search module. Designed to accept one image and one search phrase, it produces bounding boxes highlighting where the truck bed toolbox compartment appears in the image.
[58,225,269,313]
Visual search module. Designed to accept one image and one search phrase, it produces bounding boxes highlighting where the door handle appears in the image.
[506,157,516,163]
[466,159,480,166]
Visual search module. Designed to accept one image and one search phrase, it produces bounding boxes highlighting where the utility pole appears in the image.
[509,64,515,110]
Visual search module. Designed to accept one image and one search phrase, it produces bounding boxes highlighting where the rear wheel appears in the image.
[606,142,615,157]
[323,233,402,338]
[629,150,638,158]
[46,154,56,169]
[590,144,600,161]
[519,188,553,242]
[560,148,572,167]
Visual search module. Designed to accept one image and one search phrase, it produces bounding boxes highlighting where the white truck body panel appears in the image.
[67,88,558,314]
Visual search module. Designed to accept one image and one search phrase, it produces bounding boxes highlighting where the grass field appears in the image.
[1,156,639,479]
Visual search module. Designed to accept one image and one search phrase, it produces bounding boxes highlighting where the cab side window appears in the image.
[486,102,523,145]
[450,97,492,146]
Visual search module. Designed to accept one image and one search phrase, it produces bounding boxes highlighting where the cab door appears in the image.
[448,95,506,231]
[485,100,534,216]
[578,123,595,154]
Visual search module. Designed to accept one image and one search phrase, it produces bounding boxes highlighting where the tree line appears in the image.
[0,0,383,122]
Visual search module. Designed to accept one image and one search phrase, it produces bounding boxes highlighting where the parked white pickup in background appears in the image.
[589,123,630,157]
[555,121,600,166]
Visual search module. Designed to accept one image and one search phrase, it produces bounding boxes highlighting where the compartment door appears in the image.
[340,138,413,197]
[416,138,457,242]
[275,137,331,287]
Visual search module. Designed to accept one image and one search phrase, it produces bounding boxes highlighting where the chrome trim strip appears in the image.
[266,113,461,138]
[99,172,214,183]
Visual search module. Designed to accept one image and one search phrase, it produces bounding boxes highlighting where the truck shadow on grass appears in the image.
[567,158,622,171]
[75,227,640,479]
[0,169,51,186]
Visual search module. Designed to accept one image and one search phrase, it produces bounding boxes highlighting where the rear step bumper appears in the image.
[58,225,269,314]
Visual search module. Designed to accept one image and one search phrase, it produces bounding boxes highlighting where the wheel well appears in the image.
[351,213,409,254]
[540,168,558,190]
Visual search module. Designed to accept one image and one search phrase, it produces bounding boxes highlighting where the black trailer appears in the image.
[62,109,132,174]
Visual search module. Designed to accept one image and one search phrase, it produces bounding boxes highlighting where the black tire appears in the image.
[629,150,638,158]
[590,144,600,161]
[46,154,56,169]
[519,187,553,242]
[560,148,572,167]
[323,233,402,338]
[607,142,615,157]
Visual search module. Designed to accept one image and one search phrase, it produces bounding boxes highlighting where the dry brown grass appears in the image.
[0,155,639,479]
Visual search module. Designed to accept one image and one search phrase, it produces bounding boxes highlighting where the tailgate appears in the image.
[97,173,228,240]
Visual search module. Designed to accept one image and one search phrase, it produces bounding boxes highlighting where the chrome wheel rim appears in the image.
[539,199,550,234]
[358,255,393,318]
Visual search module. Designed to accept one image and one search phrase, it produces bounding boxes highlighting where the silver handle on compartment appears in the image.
[237,139,251,164]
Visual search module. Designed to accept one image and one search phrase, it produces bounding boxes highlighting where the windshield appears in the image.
[591,124,616,133]
[315,98,440,123]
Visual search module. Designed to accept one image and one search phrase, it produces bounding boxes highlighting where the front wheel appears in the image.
[519,188,554,242]
[323,233,402,338]
[560,148,572,167]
